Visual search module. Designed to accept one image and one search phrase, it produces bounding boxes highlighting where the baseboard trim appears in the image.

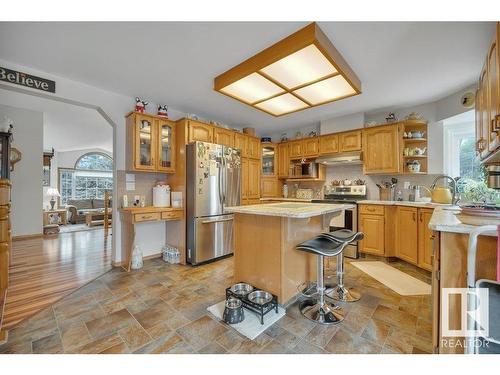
[12,233,43,241]
[112,252,162,268]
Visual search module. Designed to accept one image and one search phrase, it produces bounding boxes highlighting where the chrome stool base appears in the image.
[326,286,361,302]
[299,299,344,325]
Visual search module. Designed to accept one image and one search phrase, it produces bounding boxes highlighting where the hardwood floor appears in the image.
[2,229,112,330]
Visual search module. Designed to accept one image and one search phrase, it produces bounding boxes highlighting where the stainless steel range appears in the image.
[312,185,367,259]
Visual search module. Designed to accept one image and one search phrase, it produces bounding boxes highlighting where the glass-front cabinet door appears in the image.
[134,115,155,170]
[157,119,176,173]
[262,143,277,176]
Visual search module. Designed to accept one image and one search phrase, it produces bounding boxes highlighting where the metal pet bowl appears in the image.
[230,282,254,296]
[247,290,273,305]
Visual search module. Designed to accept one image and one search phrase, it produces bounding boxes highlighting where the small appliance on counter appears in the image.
[153,182,171,207]
[171,191,183,208]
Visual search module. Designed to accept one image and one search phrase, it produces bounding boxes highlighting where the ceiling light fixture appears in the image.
[214,22,361,116]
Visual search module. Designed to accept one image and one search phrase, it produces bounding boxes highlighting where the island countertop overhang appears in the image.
[225,202,355,218]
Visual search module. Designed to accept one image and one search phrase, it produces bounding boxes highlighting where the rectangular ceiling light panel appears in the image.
[293,75,356,105]
[260,44,337,89]
[255,93,309,116]
[214,22,361,116]
[219,72,284,104]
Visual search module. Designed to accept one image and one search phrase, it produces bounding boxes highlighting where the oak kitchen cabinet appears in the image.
[359,203,434,271]
[242,157,260,203]
[261,177,279,197]
[234,132,247,156]
[476,22,500,161]
[339,130,362,152]
[302,137,319,157]
[418,208,434,271]
[277,142,289,178]
[396,206,419,265]
[358,204,385,256]
[246,136,261,160]
[362,124,400,174]
[126,112,176,173]
[319,134,339,155]
[187,120,214,143]
[213,127,234,147]
[289,140,303,159]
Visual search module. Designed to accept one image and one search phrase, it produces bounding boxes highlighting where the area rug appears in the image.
[207,301,286,340]
[351,261,431,296]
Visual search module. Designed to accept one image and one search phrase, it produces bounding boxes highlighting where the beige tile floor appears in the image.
[0,255,433,354]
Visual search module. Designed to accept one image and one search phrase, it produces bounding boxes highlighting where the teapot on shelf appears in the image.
[413,147,427,156]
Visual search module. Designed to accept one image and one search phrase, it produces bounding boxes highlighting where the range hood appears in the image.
[315,151,363,166]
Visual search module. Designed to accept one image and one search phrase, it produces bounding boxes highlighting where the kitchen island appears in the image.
[225,202,354,304]
[428,207,498,354]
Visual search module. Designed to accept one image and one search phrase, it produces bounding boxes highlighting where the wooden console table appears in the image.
[119,206,183,272]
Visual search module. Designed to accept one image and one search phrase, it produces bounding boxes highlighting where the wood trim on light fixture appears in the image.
[214,22,362,117]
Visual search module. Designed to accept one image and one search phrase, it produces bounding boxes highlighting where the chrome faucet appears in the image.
[430,175,460,205]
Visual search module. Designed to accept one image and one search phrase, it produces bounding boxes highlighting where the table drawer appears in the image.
[358,204,385,216]
[161,211,183,220]
[134,212,160,222]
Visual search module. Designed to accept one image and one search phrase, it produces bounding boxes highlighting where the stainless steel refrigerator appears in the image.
[186,141,241,265]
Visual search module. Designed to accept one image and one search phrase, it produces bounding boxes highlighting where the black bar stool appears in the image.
[295,237,351,325]
[318,229,364,302]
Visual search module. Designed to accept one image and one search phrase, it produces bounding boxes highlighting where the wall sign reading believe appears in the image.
[0,66,55,93]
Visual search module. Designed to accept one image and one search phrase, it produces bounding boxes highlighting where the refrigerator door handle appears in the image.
[222,154,227,205]
[201,217,234,224]
[218,158,224,207]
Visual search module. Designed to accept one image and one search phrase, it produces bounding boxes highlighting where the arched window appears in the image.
[59,152,113,206]
[75,153,113,171]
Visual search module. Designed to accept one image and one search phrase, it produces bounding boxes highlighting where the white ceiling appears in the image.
[0,22,494,134]
[42,102,112,152]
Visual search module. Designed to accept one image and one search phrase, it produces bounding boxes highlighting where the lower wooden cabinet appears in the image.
[358,205,385,256]
[359,204,434,270]
[396,206,419,265]
[418,208,434,271]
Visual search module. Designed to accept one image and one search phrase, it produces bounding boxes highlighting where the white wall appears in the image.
[320,113,365,134]
[0,104,43,236]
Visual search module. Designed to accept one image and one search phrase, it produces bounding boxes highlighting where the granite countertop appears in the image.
[428,206,498,236]
[225,202,354,218]
[358,200,454,209]
[260,197,313,202]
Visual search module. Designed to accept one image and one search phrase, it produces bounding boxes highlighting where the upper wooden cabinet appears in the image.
[188,120,213,143]
[396,206,418,265]
[213,128,234,147]
[157,118,176,173]
[302,138,319,157]
[262,143,277,177]
[319,134,339,155]
[362,124,400,174]
[126,112,176,173]
[247,137,261,159]
[340,130,362,152]
[476,22,500,160]
[247,158,261,198]
[277,142,289,178]
[234,133,248,156]
[289,140,303,159]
